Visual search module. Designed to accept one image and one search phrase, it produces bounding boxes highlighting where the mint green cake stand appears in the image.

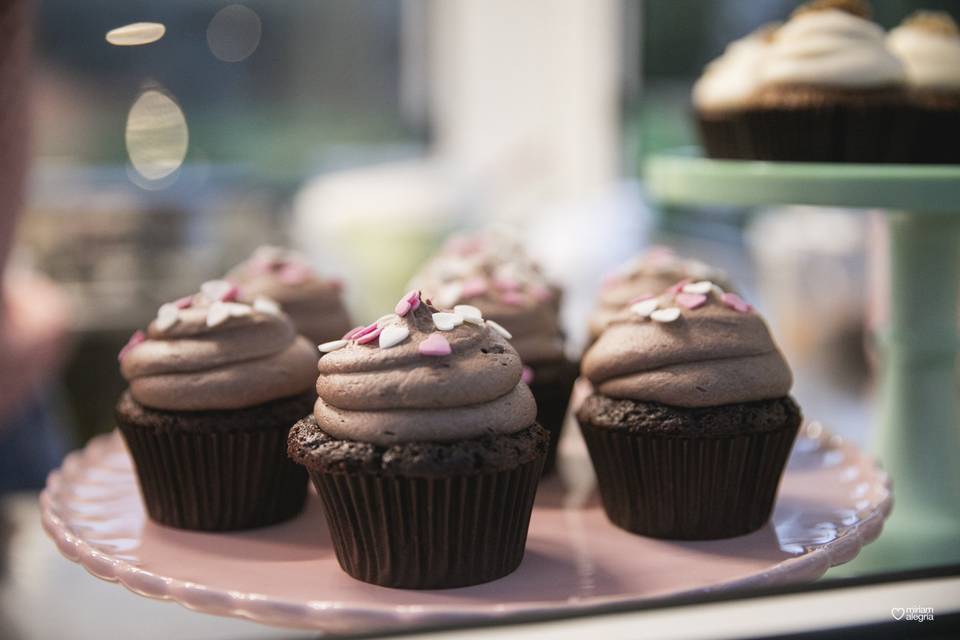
[646,148,960,573]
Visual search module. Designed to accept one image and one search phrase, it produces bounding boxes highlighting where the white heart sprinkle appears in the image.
[651,307,681,323]
[379,324,410,349]
[376,313,401,328]
[630,299,659,318]
[224,302,252,318]
[201,279,232,301]
[253,296,281,315]
[436,282,464,308]
[682,280,714,295]
[318,339,348,353]
[486,319,512,339]
[432,312,463,331]
[206,302,231,327]
[454,304,483,324]
[154,303,180,332]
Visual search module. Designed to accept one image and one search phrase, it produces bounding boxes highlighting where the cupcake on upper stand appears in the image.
[409,230,575,474]
[888,11,960,164]
[587,246,730,344]
[693,23,779,159]
[289,291,548,588]
[578,279,802,540]
[745,0,908,162]
[225,246,352,346]
[116,280,317,531]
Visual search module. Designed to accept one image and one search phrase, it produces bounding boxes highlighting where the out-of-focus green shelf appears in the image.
[645,148,960,578]
[645,147,960,212]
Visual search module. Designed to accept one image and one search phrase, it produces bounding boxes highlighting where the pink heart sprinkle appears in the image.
[343,325,365,340]
[221,284,240,302]
[676,292,707,310]
[406,289,421,308]
[628,293,655,305]
[521,366,534,384]
[396,290,421,316]
[173,295,193,309]
[501,291,527,306]
[667,278,692,295]
[419,332,451,357]
[722,292,752,313]
[493,276,521,292]
[356,326,383,345]
[118,330,146,362]
[461,277,488,298]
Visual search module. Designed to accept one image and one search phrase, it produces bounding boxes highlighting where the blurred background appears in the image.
[6,0,960,556]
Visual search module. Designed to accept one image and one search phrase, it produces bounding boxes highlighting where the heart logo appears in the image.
[891,608,905,620]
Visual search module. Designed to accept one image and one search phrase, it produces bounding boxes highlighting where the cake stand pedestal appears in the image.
[646,149,960,571]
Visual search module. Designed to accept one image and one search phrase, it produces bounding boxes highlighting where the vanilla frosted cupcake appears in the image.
[116,281,317,530]
[225,246,352,345]
[693,24,778,159]
[588,247,730,343]
[289,292,548,588]
[578,281,801,539]
[888,11,960,164]
[410,230,574,473]
[745,0,908,162]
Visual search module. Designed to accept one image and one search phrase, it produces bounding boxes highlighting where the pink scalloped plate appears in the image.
[40,421,891,634]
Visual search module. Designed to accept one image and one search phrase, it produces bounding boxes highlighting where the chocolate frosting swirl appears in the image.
[409,230,565,365]
[314,294,537,446]
[225,246,352,345]
[588,248,730,340]
[582,282,792,407]
[120,284,317,411]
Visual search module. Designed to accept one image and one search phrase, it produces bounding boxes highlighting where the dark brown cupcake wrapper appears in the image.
[578,417,799,540]
[118,421,307,531]
[309,455,545,589]
[528,361,578,475]
[697,114,751,160]
[906,106,960,164]
[739,104,912,163]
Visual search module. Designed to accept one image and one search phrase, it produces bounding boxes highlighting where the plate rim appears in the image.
[39,427,893,631]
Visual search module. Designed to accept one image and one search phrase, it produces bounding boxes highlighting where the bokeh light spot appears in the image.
[125,89,189,182]
[207,4,262,62]
[106,22,166,46]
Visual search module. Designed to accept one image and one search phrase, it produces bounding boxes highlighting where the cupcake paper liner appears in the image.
[528,359,579,475]
[696,112,750,160]
[907,105,960,164]
[740,103,911,163]
[119,420,307,531]
[578,417,799,540]
[309,455,545,589]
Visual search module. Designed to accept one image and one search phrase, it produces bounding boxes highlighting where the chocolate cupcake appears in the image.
[888,11,960,164]
[410,230,574,474]
[289,292,548,589]
[587,247,730,344]
[744,0,908,162]
[578,280,802,540]
[225,245,352,346]
[693,24,778,159]
[116,280,317,531]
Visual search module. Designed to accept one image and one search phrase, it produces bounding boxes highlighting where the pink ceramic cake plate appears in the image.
[40,420,891,634]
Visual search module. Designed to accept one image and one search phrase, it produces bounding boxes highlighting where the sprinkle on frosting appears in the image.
[119,286,317,411]
[432,312,464,331]
[521,365,535,384]
[118,330,145,362]
[313,293,536,445]
[418,332,452,357]
[589,248,731,341]
[319,339,348,353]
[582,282,791,408]
[253,296,281,315]
[409,228,564,365]
[224,245,352,345]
